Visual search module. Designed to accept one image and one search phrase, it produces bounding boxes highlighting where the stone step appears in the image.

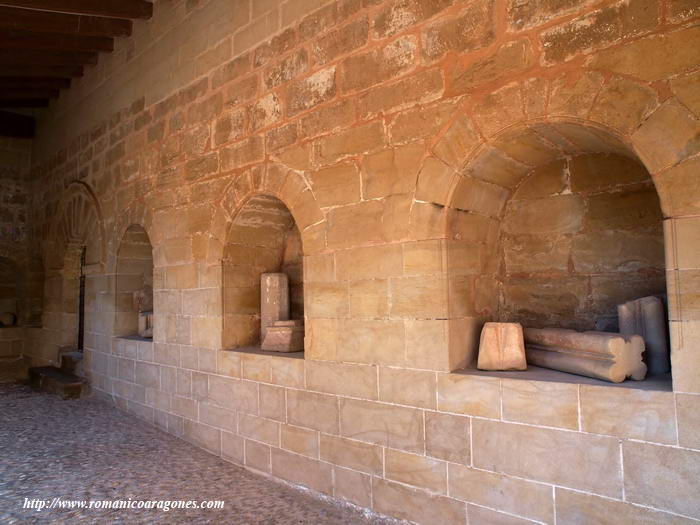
[59,350,84,376]
[28,366,88,399]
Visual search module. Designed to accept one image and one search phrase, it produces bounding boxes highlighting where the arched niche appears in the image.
[44,182,105,352]
[222,195,304,350]
[446,121,667,372]
[114,225,154,338]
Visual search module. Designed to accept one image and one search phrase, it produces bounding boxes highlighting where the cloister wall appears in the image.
[24,0,700,523]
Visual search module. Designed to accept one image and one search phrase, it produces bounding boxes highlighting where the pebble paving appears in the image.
[0,383,397,524]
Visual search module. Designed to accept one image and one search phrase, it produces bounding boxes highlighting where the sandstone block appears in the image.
[449,464,554,523]
[477,322,526,371]
[473,419,622,497]
[425,411,470,464]
[372,478,466,525]
[623,441,700,518]
[320,434,383,475]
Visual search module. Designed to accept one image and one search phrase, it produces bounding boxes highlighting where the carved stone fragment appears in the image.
[261,320,304,352]
[524,328,647,383]
[260,273,289,342]
[477,322,527,371]
[618,296,670,375]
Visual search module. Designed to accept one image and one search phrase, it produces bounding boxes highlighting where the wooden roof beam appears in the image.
[0,6,132,37]
[0,110,35,137]
[0,98,49,108]
[0,76,70,89]
[0,29,113,52]
[0,64,83,77]
[0,48,98,66]
[0,0,153,20]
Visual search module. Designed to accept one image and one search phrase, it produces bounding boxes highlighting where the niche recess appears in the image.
[222,195,303,351]
[114,225,154,338]
[447,122,668,378]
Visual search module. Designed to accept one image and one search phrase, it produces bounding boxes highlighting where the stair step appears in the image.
[60,351,84,375]
[28,366,87,399]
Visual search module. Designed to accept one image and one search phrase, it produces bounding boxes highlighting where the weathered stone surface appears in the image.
[624,441,700,518]
[477,322,526,371]
[340,36,417,93]
[448,39,532,95]
[580,385,676,443]
[525,328,647,383]
[422,0,495,61]
[473,419,622,497]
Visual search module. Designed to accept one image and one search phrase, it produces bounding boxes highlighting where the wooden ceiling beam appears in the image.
[0,64,83,78]
[0,28,113,52]
[0,48,98,66]
[0,6,132,37]
[0,0,153,20]
[0,87,59,99]
[0,110,35,137]
[0,98,49,108]
[0,76,70,89]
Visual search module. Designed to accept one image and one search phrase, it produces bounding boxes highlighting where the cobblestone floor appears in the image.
[0,383,395,524]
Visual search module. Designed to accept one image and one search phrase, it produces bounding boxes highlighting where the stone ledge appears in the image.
[458,365,672,392]
[229,346,304,360]
[115,335,154,343]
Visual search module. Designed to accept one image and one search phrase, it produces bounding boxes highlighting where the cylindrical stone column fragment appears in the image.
[260,273,289,342]
[618,296,670,375]
[524,328,647,383]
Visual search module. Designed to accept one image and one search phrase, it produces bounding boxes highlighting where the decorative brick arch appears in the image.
[46,181,106,271]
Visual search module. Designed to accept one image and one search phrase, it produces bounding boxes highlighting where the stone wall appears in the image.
[499,153,666,331]
[25,0,700,523]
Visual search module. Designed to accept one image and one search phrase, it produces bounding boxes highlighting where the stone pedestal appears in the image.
[618,296,670,375]
[261,320,304,352]
[138,310,153,338]
[261,273,289,342]
[524,328,646,383]
[477,322,527,371]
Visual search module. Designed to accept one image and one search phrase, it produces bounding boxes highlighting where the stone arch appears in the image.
[208,162,326,265]
[418,72,700,381]
[47,181,106,271]
[214,163,325,350]
[114,224,154,338]
[43,181,106,355]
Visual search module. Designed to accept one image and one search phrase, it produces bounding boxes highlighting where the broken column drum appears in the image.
[524,328,647,383]
[618,296,670,375]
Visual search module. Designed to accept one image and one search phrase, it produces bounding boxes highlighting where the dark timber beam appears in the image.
[0,87,59,99]
[0,48,98,66]
[0,64,83,77]
[0,76,70,89]
[0,98,49,108]
[0,6,132,37]
[0,29,113,52]
[0,110,35,137]
[0,0,153,19]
